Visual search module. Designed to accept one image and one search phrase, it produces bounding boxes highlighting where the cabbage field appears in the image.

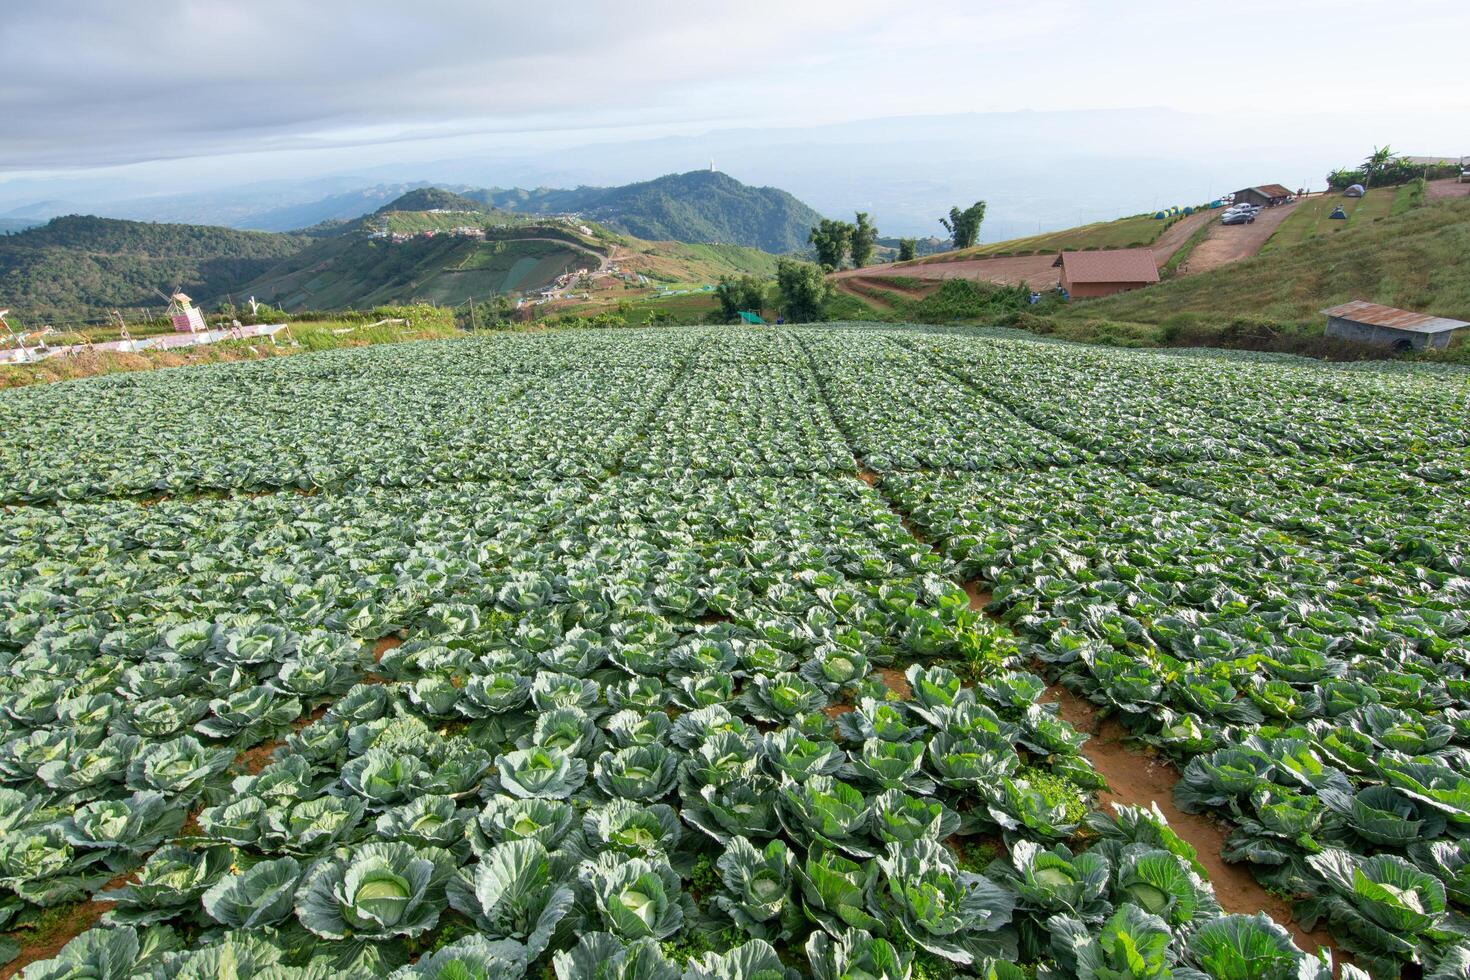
[0,324,1467,979]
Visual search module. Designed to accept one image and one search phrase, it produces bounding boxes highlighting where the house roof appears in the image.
[1239,184,1293,198]
[1053,248,1160,284]
[1322,300,1470,335]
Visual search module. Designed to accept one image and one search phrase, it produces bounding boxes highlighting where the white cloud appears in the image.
[0,0,1464,174]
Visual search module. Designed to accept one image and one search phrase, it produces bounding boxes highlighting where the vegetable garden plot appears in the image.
[884,466,1470,976]
[0,359,678,503]
[907,333,1470,462]
[3,472,1338,979]
[0,480,586,941]
[5,323,1467,978]
[798,332,1086,472]
[1135,455,1470,576]
[625,363,852,477]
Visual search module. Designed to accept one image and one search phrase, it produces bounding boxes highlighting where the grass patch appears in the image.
[1160,219,1214,279]
[1063,195,1470,326]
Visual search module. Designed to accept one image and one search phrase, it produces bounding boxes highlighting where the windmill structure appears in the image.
[159,285,206,333]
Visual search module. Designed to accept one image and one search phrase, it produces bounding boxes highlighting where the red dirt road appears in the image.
[833,209,1215,293]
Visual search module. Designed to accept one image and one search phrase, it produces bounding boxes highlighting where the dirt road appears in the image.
[1177,202,1298,276]
[1426,178,1470,201]
[834,209,1215,293]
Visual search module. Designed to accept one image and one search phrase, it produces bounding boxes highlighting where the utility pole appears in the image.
[468,295,478,333]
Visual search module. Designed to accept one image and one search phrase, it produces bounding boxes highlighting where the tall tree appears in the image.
[1362,145,1396,188]
[940,201,987,249]
[808,219,854,269]
[897,238,918,262]
[776,258,833,323]
[714,274,768,323]
[850,212,878,269]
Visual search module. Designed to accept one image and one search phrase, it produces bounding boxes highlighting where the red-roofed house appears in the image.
[1053,249,1160,299]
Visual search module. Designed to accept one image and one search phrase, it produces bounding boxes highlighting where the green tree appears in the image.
[850,212,878,269]
[897,238,918,262]
[808,219,854,269]
[714,275,768,322]
[776,258,833,323]
[940,201,987,249]
[1362,144,1397,188]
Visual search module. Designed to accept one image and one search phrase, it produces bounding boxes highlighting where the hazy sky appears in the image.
[3,0,1466,180]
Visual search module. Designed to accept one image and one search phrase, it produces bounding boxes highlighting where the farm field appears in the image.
[1,325,1468,978]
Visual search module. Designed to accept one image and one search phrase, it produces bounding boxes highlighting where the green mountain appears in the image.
[0,216,309,319]
[373,188,488,214]
[240,225,607,311]
[474,171,826,253]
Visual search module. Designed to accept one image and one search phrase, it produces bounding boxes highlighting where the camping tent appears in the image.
[1344,184,1366,198]
[737,311,767,325]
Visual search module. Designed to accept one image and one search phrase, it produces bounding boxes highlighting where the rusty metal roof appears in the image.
[1253,183,1293,198]
[1322,300,1470,334]
[1054,248,1160,284]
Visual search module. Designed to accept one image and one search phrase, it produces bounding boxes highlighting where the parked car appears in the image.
[1221,211,1255,225]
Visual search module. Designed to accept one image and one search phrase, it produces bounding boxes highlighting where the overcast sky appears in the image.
[3,0,1466,178]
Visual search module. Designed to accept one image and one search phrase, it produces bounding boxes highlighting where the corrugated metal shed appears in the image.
[1253,183,1294,198]
[1321,301,1469,335]
[1053,249,1160,284]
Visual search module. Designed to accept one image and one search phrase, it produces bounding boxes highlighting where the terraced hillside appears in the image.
[0,326,1466,979]
[240,231,605,311]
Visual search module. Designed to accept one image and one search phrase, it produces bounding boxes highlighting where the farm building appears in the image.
[1233,184,1293,207]
[1322,300,1469,351]
[1053,249,1159,299]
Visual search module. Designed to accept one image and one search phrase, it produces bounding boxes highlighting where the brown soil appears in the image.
[293,704,329,730]
[834,210,1215,294]
[373,635,403,662]
[855,467,880,487]
[0,900,112,979]
[234,738,285,775]
[1179,202,1299,276]
[961,580,992,611]
[1145,209,1215,259]
[1042,684,1339,959]
[877,667,913,700]
[823,700,855,720]
[1426,178,1470,201]
[835,252,1064,290]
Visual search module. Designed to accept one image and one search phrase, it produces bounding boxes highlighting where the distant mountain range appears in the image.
[468,171,825,253]
[0,171,827,254]
[0,186,788,319]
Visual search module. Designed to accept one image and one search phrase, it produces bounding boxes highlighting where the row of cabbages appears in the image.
[21,638,1338,979]
[885,458,1470,977]
[0,478,594,942]
[800,334,1088,473]
[10,326,1468,976]
[6,464,1320,978]
[0,335,696,503]
[903,330,1469,461]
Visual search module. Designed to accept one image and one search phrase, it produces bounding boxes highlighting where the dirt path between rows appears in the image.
[1041,684,1340,961]
[1178,202,1298,276]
